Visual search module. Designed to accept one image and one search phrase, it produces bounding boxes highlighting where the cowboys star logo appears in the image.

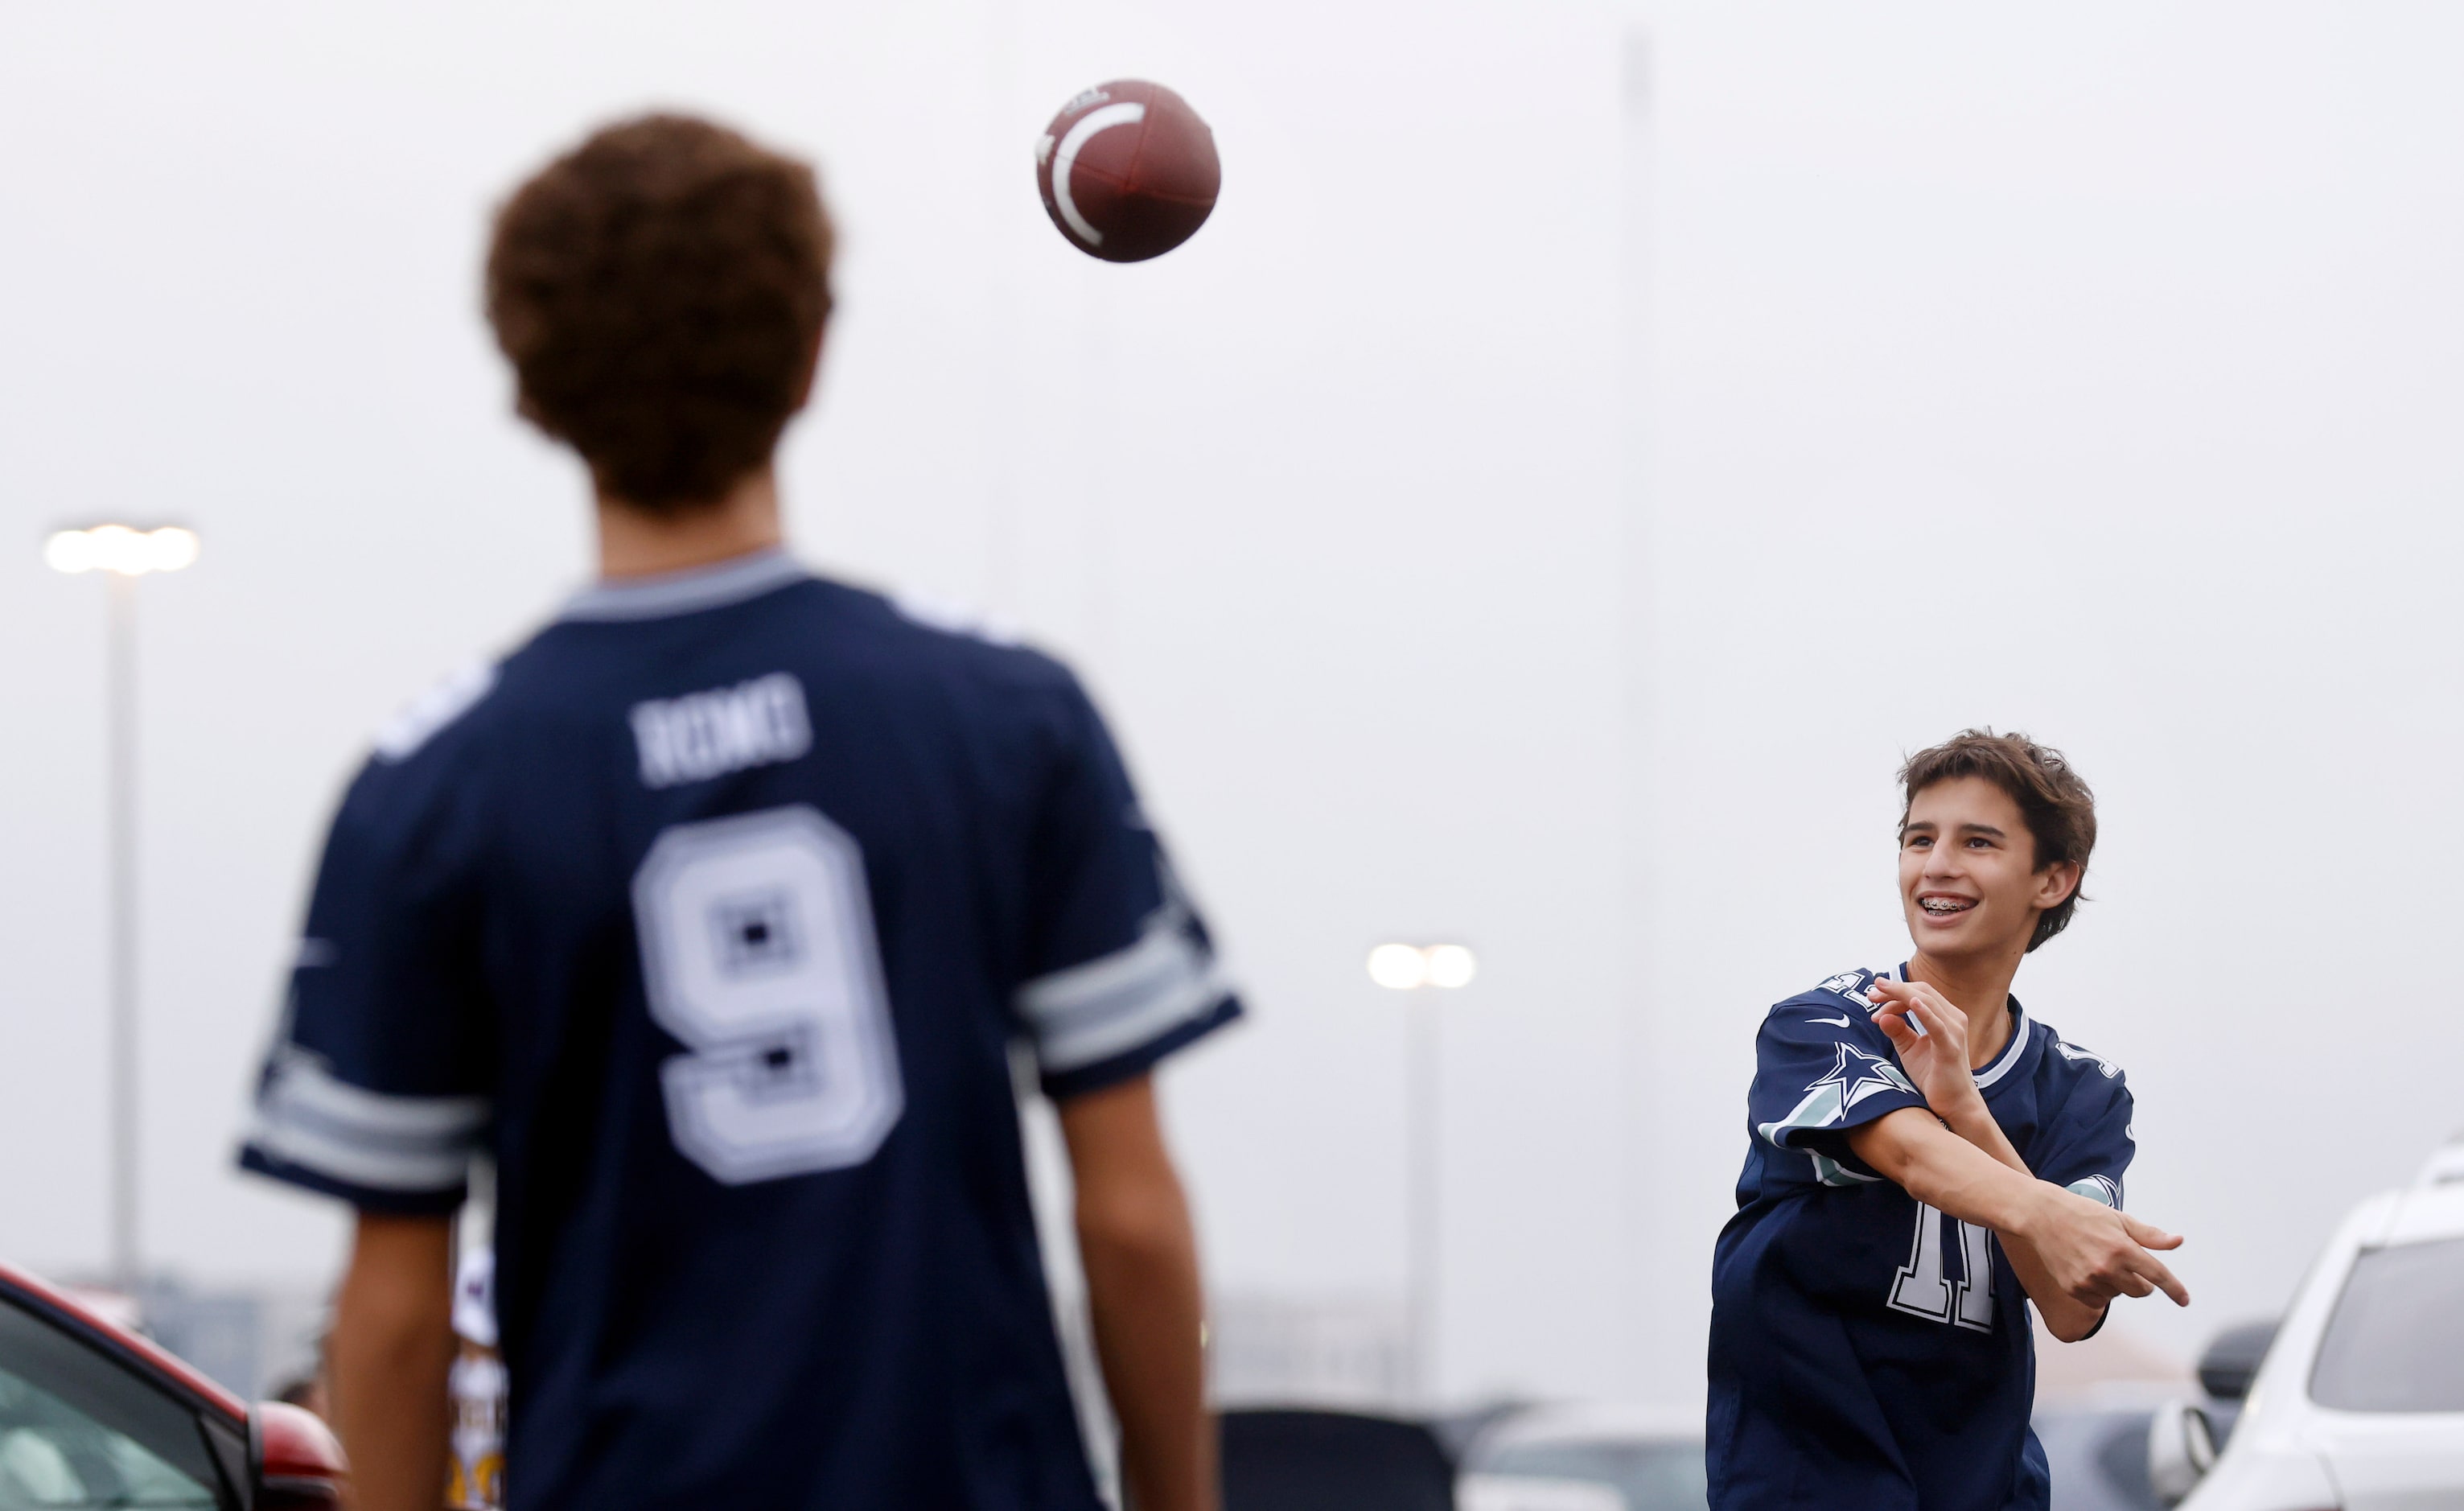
[1808,1041,1916,1110]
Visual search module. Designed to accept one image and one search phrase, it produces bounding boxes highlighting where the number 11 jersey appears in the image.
[239,550,1242,1511]
[1706,964,2133,1511]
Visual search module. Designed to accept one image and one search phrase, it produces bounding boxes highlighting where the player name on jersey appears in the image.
[630,672,812,789]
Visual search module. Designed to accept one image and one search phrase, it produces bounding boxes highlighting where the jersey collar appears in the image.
[1888,961,2034,1090]
[560,548,808,622]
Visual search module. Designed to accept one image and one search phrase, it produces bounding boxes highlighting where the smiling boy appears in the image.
[1707,730,2190,1510]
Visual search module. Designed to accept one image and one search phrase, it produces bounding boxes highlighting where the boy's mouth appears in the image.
[1916,892,1977,918]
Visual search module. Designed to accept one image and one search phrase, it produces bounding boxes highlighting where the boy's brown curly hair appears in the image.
[1899,729,2097,952]
[485,113,834,513]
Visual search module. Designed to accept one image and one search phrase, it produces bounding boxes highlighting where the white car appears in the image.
[2155,1137,2464,1509]
[1458,1402,1707,1511]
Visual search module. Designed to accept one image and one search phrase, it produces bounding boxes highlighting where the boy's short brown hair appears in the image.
[1898,730,2096,952]
[484,113,834,513]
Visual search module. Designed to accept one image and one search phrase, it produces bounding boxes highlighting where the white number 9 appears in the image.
[631,806,904,1184]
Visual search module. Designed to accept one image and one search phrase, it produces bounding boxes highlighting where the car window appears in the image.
[1480,1440,1708,1511]
[0,1300,223,1509]
[2308,1236,2464,1413]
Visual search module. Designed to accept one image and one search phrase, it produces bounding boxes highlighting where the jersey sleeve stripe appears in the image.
[1755,1083,1849,1151]
[1040,994,1243,1101]
[1042,964,1236,1072]
[237,1146,471,1216]
[2065,1175,2122,1208]
[1808,1151,1882,1188]
[244,1114,473,1192]
[1018,910,1235,1073]
[243,1051,487,1193]
[1018,912,1195,1023]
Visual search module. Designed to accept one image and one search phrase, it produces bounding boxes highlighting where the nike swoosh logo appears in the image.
[1812,1015,1853,1027]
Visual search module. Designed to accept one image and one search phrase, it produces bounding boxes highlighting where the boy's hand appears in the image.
[2011,1185,2191,1309]
[1846,1108,2187,1339]
[1866,978,1981,1119]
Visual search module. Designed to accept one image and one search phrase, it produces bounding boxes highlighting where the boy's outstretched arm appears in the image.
[1059,1074,1217,1511]
[329,1212,456,1511]
[1845,1107,2189,1341]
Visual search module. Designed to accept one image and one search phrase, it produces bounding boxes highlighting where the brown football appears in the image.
[1035,80,1220,263]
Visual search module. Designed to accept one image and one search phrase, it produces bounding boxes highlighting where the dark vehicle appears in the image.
[1220,1408,1454,1511]
[0,1262,343,1508]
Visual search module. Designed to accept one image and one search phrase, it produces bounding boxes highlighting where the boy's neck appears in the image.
[1907,946,2026,1070]
[594,468,786,578]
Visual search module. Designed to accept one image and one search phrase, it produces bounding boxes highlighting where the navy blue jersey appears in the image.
[1706,963,2133,1511]
[237,551,1241,1511]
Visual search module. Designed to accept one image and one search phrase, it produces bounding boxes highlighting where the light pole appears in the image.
[1367,940,1477,1409]
[45,524,200,1287]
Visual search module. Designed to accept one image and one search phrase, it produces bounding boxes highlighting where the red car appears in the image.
[0,1262,344,1509]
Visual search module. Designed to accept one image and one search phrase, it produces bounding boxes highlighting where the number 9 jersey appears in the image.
[237,551,1243,1511]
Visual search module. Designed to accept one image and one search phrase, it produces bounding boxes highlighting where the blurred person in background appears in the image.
[237,113,1239,1511]
[1706,731,2190,1510]
[447,1247,504,1511]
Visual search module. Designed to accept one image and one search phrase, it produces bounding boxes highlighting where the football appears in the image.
[1035,80,1220,262]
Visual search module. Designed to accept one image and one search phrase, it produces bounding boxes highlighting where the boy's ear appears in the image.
[2033,860,2082,911]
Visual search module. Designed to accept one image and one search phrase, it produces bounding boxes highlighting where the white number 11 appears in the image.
[1887,1202,1996,1332]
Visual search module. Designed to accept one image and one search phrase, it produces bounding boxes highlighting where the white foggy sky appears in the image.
[2,0,2460,1407]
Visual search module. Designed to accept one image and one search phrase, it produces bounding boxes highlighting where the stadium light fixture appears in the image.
[1366,942,1477,990]
[1368,943,1429,990]
[1365,937,1479,1408]
[1422,944,1477,990]
[44,525,200,577]
[44,521,201,1286]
